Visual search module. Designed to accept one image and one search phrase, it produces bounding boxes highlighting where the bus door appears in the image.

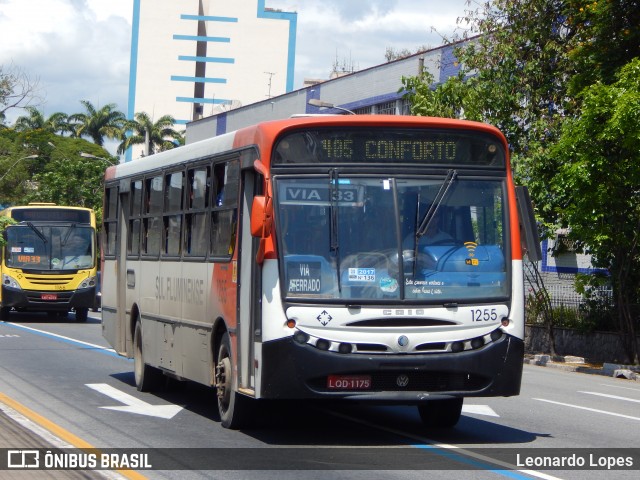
[237,167,261,395]
[117,186,131,354]
[103,183,129,355]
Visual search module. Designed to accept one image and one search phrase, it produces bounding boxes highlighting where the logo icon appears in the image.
[7,450,39,469]
[464,241,478,257]
[396,375,409,388]
[316,310,333,326]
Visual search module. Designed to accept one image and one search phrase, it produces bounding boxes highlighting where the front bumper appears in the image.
[259,333,523,402]
[1,286,96,312]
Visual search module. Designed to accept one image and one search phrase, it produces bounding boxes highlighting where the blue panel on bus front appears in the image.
[411,244,507,296]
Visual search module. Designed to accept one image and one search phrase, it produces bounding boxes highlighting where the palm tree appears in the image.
[13,107,71,134]
[68,100,126,146]
[118,112,182,156]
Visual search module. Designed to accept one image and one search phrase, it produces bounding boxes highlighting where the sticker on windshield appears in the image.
[379,276,398,293]
[348,268,375,282]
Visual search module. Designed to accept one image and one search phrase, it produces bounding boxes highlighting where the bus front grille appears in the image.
[22,275,75,286]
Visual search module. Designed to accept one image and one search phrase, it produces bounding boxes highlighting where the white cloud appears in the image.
[1,0,469,123]
[269,0,470,86]
[0,0,131,122]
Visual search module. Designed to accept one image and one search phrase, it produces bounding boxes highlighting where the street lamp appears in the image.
[80,152,116,166]
[308,98,356,115]
[0,154,39,183]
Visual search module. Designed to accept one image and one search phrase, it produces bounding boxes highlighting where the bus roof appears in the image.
[105,115,508,180]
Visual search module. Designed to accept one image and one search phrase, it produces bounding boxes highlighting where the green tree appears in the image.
[0,128,110,218]
[26,137,112,214]
[119,112,182,156]
[568,0,640,95]
[0,128,47,205]
[13,107,71,135]
[68,100,126,146]
[550,59,640,363]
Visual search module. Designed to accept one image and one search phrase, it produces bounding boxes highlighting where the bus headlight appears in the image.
[2,274,22,290]
[79,275,97,289]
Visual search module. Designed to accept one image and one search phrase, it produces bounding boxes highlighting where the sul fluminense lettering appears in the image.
[155,276,205,305]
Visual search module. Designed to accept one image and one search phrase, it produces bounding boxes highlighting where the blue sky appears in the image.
[0,0,471,125]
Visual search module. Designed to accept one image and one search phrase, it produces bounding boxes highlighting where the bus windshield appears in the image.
[276,176,508,303]
[5,224,95,271]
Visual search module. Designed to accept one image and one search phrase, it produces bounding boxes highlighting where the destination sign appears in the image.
[287,261,322,294]
[273,127,505,167]
[278,182,363,206]
[11,208,91,223]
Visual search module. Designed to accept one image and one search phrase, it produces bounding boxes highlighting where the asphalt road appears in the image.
[1,311,639,480]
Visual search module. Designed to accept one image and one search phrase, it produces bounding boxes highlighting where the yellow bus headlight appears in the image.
[2,274,22,290]
[79,275,97,289]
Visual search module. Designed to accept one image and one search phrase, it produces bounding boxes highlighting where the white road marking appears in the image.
[599,383,640,392]
[579,391,640,403]
[5,322,115,352]
[86,383,183,419]
[462,404,500,417]
[533,398,640,421]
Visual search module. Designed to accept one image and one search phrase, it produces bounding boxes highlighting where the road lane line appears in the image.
[533,398,640,421]
[2,321,121,357]
[0,393,146,479]
[599,383,640,392]
[325,409,563,480]
[579,391,640,403]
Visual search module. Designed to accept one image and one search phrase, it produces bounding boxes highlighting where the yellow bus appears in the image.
[0,203,98,322]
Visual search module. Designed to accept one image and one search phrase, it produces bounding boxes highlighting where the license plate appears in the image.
[41,294,58,300]
[327,374,372,390]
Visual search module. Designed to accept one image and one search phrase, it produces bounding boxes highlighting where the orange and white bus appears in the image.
[101,115,539,428]
[0,203,98,322]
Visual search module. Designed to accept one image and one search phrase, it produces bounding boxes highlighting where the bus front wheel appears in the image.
[75,308,88,322]
[215,332,251,429]
[418,398,463,428]
[133,321,163,392]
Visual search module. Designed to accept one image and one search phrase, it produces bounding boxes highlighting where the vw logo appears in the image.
[397,335,409,347]
[396,374,409,388]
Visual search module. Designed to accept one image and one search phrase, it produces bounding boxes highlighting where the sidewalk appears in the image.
[0,400,128,479]
[0,409,94,478]
[524,353,640,381]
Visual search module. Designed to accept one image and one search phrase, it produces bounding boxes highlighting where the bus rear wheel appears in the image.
[215,332,251,429]
[418,398,463,428]
[133,321,163,392]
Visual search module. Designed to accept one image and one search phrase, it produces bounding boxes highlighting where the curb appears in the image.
[524,354,640,382]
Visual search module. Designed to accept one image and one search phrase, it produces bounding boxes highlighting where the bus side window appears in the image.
[143,176,163,255]
[163,171,184,256]
[185,167,209,256]
[211,159,239,258]
[104,186,118,256]
[129,180,143,256]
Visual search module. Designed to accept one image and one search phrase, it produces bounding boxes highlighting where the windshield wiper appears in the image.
[329,169,341,292]
[416,169,458,238]
[26,222,48,245]
[61,223,76,246]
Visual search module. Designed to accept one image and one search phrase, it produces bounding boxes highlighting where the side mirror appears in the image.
[515,186,542,262]
[250,195,273,238]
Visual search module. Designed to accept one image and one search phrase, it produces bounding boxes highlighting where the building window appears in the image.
[377,101,396,115]
[354,106,372,115]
